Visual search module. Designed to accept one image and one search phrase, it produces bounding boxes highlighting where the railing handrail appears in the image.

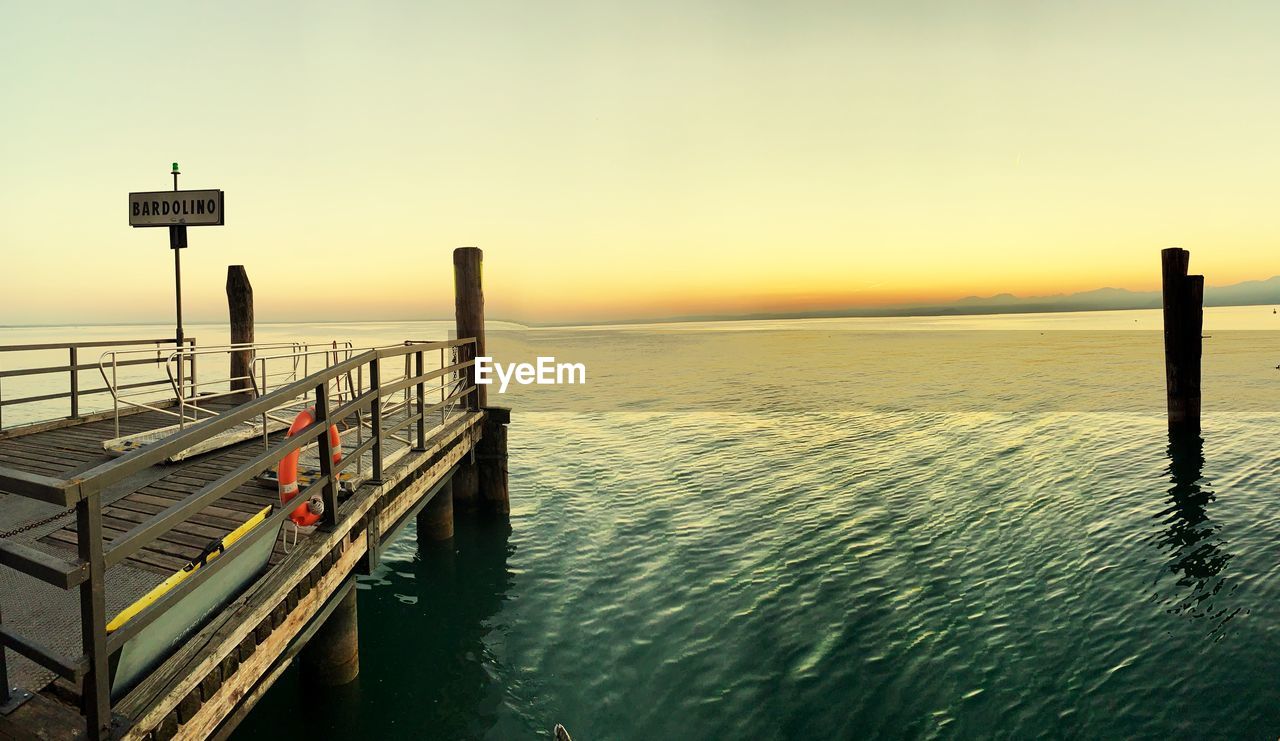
[0,355,181,381]
[0,337,185,353]
[70,338,474,498]
[0,338,476,503]
[97,340,302,376]
[0,337,194,432]
[0,466,77,505]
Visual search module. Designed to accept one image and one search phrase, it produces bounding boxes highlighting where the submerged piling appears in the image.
[1161,248,1203,434]
[300,588,359,686]
[417,479,455,541]
[478,407,510,515]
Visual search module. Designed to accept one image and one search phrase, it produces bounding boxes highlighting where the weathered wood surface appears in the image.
[453,247,486,410]
[6,399,419,574]
[2,390,485,739]
[418,478,454,541]
[1160,247,1203,433]
[0,687,85,740]
[225,267,254,397]
[298,584,359,686]
[181,544,365,740]
[112,411,484,739]
[377,420,481,543]
[0,402,286,575]
[478,406,510,514]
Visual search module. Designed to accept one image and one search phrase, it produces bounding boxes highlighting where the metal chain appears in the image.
[0,507,75,539]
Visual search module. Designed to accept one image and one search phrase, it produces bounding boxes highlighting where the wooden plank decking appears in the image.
[1,394,486,740]
[1,402,283,575]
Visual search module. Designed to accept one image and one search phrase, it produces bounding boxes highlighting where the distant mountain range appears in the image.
[937,276,1280,316]
[608,276,1280,325]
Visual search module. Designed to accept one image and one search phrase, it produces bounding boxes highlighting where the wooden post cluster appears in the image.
[1161,248,1203,435]
[226,265,255,398]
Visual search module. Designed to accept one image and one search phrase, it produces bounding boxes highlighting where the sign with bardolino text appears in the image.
[129,189,224,227]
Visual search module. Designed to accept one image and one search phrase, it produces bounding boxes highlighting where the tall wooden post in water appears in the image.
[454,247,487,410]
[452,247,510,514]
[1161,248,1203,434]
[226,265,255,398]
[452,248,483,509]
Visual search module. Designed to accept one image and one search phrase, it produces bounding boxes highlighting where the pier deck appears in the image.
[0,338,497,739]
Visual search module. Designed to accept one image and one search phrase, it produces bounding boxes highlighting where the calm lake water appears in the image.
[4,308,1280,738]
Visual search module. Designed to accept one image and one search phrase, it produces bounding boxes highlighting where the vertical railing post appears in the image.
[176,342,186,430]
[402,355,411,416]
[315,381,338,527]
[369,358,383,483]
[111,353,119,438]
[188,338,198,401]
[468,340,478,409]
[355,364,364,478]
[259,358,270,451]
[414,350,426,451]
[77,495,110,739]
[69,347,79,419]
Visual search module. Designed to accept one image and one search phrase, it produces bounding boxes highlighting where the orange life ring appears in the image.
[290,494,325,528]
[278,407,342,527]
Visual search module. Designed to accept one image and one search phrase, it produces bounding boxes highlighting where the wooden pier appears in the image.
[0,248,509,739]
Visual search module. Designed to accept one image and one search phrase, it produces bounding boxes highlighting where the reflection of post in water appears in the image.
[1153,432,1239,632]
[233,518,514,740]
[406,516,515,736]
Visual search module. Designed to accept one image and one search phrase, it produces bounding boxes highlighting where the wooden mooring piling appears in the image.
[0,249,511,740]
[225,266,254,399]
[1161,247,1203,435]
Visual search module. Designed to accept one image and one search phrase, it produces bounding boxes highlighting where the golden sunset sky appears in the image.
[2,2,1278,325]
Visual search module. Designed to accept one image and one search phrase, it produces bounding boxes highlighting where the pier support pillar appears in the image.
[301,588,359,686]
[453,247,487,410]
[1161,248,1203,435]
[479,407,510,515]
[226,266,255,398]
[453,458,480,510]
[417,478,455,541]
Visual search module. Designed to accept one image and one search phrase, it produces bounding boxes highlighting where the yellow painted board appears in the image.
[106,505,273,633]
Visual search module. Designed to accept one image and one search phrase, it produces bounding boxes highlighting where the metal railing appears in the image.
[0,338,478,737]
[0,338,193,432]
[98,341,312,437]
[97,339,451,452]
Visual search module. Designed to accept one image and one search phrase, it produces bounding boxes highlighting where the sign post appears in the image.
[130,164,225,396]
[170,164,186,349]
